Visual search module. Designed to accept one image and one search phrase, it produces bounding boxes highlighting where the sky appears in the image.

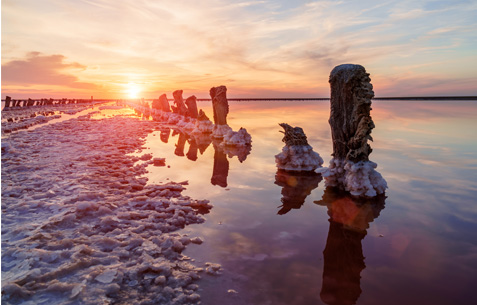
[1,0,477,99]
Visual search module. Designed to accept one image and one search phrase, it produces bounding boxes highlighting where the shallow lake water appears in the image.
[137,99,477,305]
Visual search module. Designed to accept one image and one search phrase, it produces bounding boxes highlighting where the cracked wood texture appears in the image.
[329,64,375,162]
[172,90,188,116]
[185,95,199,119]
[210,86,229,125]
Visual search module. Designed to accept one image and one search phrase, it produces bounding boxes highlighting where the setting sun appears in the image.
[126,82,141,99]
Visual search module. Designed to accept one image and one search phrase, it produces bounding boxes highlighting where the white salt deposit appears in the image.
[212,124,233,139]
[221,127,252,147]
[319,158,387,197]
[1,104,217,305]
[192,119,214,134]
[275,145,324,171]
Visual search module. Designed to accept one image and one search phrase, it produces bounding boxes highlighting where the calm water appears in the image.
[138,100,477,305]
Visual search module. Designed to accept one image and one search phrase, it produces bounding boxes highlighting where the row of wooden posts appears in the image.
[3,96,94,109]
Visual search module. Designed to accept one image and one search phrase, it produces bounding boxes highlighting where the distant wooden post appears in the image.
[172,90,188,115]
[159,94,171,112]
[210,86,229,125]
[4,96,11,108]
[185,95,199,118]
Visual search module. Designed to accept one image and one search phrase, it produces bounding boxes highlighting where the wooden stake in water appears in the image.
[329,64,375,163]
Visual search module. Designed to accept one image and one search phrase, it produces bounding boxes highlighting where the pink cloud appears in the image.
[2,52,98,90]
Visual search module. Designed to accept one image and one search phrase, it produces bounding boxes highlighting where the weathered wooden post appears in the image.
[329,64,374,163]
[172,90,188,116]
[210,86,228,125]
[159,94,171,112]
[323,64,387,197]
[185,95,199,119]
[4,96,12,108]
[210,85,232,138]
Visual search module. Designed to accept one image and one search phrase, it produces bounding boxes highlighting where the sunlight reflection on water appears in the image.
[138,100,477,305]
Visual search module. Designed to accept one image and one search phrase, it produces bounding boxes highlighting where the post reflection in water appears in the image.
[222,144,252,163]
[186,139,198,161]
[274,170,322,215]
[211,141,229,188]
[174,132,187,157]
[315,188,386,305]
[160,128,170,143]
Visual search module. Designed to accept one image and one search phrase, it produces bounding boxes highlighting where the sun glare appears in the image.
[126,82,141,99]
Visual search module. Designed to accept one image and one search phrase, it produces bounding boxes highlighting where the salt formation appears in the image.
[275,123,323,171]
[1,110,216,304]
[210,86,232,138]
[1,102,103,135]
[321,64,387,197]
[222,127,252,146]
[192,110,214,134]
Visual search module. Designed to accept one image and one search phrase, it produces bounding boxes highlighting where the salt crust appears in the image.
[275,145,324,171]
[1,106,218,304]
[126,100,251,149]
[318,158,387,197]
[221,128,252,147]
[211,124,233,139]
[1,103,99,134]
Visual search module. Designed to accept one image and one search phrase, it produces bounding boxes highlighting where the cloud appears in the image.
[2,52,99,90]
[2,0,477,97]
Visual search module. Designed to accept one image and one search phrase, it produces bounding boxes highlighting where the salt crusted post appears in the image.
[159,94,171,112]
[185,95,199,119]
[275,123,323,171]
[210,86,232,138]
[151,98,160,110]
[323,64,387,197]
[172,90,188,116]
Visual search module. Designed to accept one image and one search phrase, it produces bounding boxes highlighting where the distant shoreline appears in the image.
[2,96,476,102]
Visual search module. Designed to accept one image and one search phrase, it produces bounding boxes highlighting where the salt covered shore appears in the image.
[1,105,216,304]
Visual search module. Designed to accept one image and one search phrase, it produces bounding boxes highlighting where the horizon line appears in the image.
[1,96,476,102]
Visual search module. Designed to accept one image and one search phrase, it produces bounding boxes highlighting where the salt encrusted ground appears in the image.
[1,106,216,304]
